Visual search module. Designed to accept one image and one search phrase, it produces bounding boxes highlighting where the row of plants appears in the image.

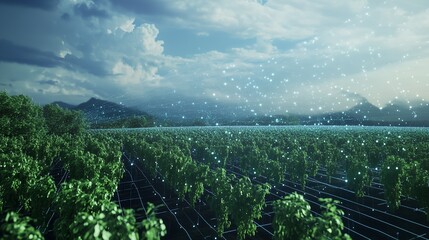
[0,92,167,239]
[110,126,429,219]
[112,131,351,239]
[121,134,271,239]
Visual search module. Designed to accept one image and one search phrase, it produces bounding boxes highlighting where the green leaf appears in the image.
[102,230,112,240]
[94,223,101,237]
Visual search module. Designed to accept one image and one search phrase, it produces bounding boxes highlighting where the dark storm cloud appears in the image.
[74,3,110,19]
[0,39,108,76]
[0,39,62,67]
[0,0,59,10]
[109,0,172,15]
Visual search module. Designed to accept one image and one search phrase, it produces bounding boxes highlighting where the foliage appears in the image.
[0,211,44,240]
[403,161,429,220]
[0,150,56,224]
[0,91,46,137]
[230,178,270,240]
[381,155,406,211]
[43,103,87,135]
[184,163,209,206]
[345,155,370,197]
[0,92,168,239]
[69,199,166,240]
[273,193,350,240]
[118,126,429,236]
[3,93,429,239]
[206,168,234,237]
[140,203,167,240]
[273,192,312,240]
[54,180,114,239]
[92,116,154,129]
[70,201,133,240]
[311,198,351,240]
[60,134,123,192]
[288,149,308,189]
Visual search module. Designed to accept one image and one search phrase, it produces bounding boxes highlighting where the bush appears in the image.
[43,104,87,135]
[0,92,46,137]
[0,212,44,240]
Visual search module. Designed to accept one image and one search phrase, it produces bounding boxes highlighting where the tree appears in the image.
[43,104,87,135]
[0,92,46,137]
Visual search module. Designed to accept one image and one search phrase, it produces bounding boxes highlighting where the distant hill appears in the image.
[51,98,153,125]
[204,98,429,127]
[51,97,429,127]
[306,99,429,126]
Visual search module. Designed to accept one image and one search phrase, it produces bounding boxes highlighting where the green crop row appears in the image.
[0,92,166,240]
[105,130,352,239]
[105,126,429,219]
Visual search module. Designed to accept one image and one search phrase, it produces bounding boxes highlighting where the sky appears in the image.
[1,0,429,115]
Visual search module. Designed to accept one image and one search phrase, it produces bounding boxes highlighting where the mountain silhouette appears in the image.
[52,98,152,124]
[51,97,429,127]
[308,99,429,126]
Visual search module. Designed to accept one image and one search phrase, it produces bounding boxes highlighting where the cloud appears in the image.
[0,62,101,104]
[0,0,60,10]
[0,39,108,76]
[119,18,135,32]
[73,2,109,19]
[62,54,108,76]
[1,0,429,115]
[109,0,172,15]
[0,38,62,67]
[112,60,161,85]
[139,24,164,56]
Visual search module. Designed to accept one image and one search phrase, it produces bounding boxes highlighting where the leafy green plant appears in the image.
[230,178,270,240]
[0,151,56,224]
[311,198,351,240]
[0,211,44,240]
[70,201,138,240]
[140,203,167,240]
[346,155,370,197]
[69,202,166,240]
[54,180,114,239]
[184,163,209,206]
[273,193,350,240]
[273,192,312,240]
[288,149,308,189]
[206,168,235,237]
[306,143,321,177]
[320,143,340,183]
[403,161,429,220]
[381,155,406,211]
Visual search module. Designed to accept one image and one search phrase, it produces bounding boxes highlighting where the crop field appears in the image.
[107,126,429,240]
[2,124,429,239]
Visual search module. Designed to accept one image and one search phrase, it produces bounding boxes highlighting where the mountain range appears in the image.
[307,99,429,126]
[52,97,429,127]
